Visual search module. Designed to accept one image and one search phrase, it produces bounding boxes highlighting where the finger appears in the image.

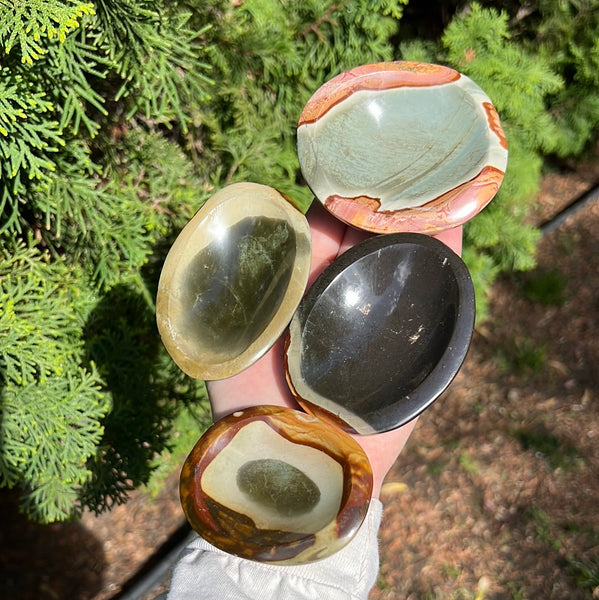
[352,225,464,496]
[305,202,347,286]
[338,223,463,257]
[353,419,419,498]
[337,222,372,256]
[434,225,463,255]
[207,201,347,422]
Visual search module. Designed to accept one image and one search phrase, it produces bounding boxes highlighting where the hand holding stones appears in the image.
[156,61,506,564]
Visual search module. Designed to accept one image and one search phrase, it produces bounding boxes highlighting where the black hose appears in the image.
[112,524,195,600]
[540,181,599,235]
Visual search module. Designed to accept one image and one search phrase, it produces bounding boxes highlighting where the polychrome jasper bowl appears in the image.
[297,61,508,235]
[156,182,311,380]
[285,232,475,435]
[180,405,373,564]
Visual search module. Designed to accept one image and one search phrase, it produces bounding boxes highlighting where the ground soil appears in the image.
[1,159,598,600]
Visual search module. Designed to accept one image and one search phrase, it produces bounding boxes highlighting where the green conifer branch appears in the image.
[92,2,213,133]
[0,237,109,522]
[0,0,95,65]
[0,68,63,171]
[532,0,599,155]
[0,67,65,232]
[45,36,110,136]
[0,237,91,387]
[0,371,110,522]
[118,18,214,132]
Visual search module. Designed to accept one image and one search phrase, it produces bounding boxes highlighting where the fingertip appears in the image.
[337,224,372,256]
[433,226,463,256]
[306,201,347,284]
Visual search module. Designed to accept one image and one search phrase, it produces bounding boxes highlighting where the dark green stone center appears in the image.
[236,458,320,517]
[181,216,296,358]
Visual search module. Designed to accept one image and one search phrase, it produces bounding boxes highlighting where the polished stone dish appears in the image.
[285,232,475,435]
[180,405,373,564]
[297,61,508,235]
[156,182,311,380]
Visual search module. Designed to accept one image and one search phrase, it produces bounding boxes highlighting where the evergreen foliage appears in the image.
[0,0,212,522]
[184,0,407,211]
[0,0,95,65]
[401,3,567,318]
[442,4,563,317]
[0,237,109,522]
[477,0,599,157]
[0,0,597,522]
[525,0,599,156]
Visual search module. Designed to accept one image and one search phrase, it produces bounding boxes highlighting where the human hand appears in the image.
[206,201,463,498]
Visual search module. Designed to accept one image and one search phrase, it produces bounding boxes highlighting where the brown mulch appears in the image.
[372,183,599,599]
[1,158,598,600]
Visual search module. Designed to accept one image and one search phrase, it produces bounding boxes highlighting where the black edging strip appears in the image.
[540,181,599,235]
[112,523,194,600]
[111,181,599,600]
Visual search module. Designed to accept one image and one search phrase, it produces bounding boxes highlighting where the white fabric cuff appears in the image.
[165,499,383,600]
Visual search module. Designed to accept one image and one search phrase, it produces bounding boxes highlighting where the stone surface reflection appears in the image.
[297,61,508,234]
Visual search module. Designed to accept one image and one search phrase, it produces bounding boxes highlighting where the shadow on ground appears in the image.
[0,489,106,599]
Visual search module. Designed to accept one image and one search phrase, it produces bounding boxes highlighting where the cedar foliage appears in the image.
[0,0,214,522]
[0,0,597,522]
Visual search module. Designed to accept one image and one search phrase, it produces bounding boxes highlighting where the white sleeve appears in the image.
[165,499,383,600]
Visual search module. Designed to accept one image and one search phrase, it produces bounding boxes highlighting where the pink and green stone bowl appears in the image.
[297,61,508,235]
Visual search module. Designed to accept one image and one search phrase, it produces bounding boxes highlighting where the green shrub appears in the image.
[501,0,599,157]
[401,3,562,319]
[0,0,213,522]
[182,0,408,211]
[400,1,598,317]
[0,239,108,522]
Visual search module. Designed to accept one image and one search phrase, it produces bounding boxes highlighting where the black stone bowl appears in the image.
[285,232,475,435]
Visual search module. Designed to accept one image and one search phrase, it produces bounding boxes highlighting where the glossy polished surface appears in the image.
[156,183,311,380]
[180,405,373,564]
[285,233,475,434]
[297,61,508,234]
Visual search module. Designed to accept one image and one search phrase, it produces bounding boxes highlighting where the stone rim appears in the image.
[297,61,508,234]
[156,182,312,380]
